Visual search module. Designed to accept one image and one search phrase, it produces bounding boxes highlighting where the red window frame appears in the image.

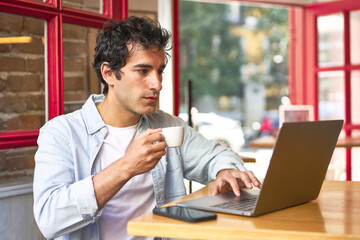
[173,0,180,116]
[298,0,360,180]
[173,0,360,181]
[0,0,127,150]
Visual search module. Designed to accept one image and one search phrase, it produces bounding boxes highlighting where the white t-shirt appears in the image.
[98,124,156,240]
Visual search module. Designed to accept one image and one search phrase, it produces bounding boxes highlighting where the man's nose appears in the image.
[149,72,162,91]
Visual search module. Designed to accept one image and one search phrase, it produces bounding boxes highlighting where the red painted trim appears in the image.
[119,0,128,19]
[0,0,115,27]
[344,125,360,130]
[344,11,351,134]
[47,16,63,119]
[58,14,64,116]
[57,0,62,11]
[61,7,110,27]
[306,0,360,13]
[48,0,58,7]
[0,0,127,151]
[0,0,57,19]
[288,7,306,105]
[103,0,111,18]
[0,130,39,150]
[173,0,180,116]
[346,148,351,181]
[316,65,360,72]
[304,9,317,109]
[306,1,360,181]
[104,0,127,20]
[312,11,319,118]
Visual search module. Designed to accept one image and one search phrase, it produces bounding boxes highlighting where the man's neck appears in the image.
[96,97,140,128]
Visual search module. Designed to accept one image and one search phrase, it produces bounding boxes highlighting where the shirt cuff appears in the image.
[71,175,100,219]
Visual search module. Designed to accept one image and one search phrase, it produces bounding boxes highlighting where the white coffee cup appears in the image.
[161,126,184,148]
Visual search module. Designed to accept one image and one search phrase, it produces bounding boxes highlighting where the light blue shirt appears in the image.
[33,94,247,240]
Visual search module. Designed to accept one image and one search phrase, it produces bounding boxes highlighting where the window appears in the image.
[305,0,360,180]
[176,0,360,182]
[0,12,46,132]
[317,14,344,67]
[62,23,100,113]
[0,0,126,183]
[178,1,288,153]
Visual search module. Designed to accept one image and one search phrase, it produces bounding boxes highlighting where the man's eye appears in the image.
[138,69,148,74]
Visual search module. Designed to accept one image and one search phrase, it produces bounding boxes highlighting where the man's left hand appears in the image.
[210,169,261,197]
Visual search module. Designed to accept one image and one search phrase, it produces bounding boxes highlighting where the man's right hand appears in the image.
[93,128,166,209]
[121,128,167,178]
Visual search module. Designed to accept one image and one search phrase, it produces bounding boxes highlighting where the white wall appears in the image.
[158,0,174,115]
[129,0,175,115]
[0,191,45,239]
[129,0,158,12]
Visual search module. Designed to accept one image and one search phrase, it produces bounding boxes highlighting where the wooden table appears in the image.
[128,181,360,240]
[249,136,360,149]
[336,137,360,148]
[238,154,256,163]
[249,135,277,148]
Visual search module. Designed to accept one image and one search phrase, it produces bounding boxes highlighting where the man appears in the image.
[33,16,260,240]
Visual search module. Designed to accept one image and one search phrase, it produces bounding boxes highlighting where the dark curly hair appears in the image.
[93,16,172,95]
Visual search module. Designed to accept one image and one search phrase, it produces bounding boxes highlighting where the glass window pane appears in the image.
[62,23,101,113]
[351,71,360,124]
[0,12,45,131]
[179,1,288,151]
[317,14,344,67]
[0,146,37,183]
[63,0,103,14]
[318,71,345,120]
[350,11,360,65]
[351,130,360,181]
[326,147,346,181]
[352,147,360,181]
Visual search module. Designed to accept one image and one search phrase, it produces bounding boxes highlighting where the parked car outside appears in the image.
[179,108,245,152]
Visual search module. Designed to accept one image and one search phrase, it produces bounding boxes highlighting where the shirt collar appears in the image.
[82,94,151,135]
[82,94,106,134]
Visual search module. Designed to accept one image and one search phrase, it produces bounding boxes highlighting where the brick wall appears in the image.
[0,12,45,181]
[0,13,45,132]
[63,23,100,112]
[0,147,37,180]
[63,0,100,13]
[0,11,100,181]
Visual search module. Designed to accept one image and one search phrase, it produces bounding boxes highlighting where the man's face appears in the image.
[109,45,166,118]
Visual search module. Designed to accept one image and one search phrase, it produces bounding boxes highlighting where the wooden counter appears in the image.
[128,181,360,240]
[249,136,360,149]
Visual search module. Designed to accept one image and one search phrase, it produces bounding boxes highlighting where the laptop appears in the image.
[177,120,343,217]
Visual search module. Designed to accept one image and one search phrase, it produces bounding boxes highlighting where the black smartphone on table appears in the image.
[153,206,217,223]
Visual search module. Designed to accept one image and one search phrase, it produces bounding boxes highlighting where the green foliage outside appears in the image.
[179,1,288,110]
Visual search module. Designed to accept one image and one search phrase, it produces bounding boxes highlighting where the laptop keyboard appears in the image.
[210,192,258,212]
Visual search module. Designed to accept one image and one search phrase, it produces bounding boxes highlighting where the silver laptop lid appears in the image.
[177,120,343,217]
[253,120,343,216]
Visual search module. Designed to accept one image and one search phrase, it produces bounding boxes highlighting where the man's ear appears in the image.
[100,62,116,86]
